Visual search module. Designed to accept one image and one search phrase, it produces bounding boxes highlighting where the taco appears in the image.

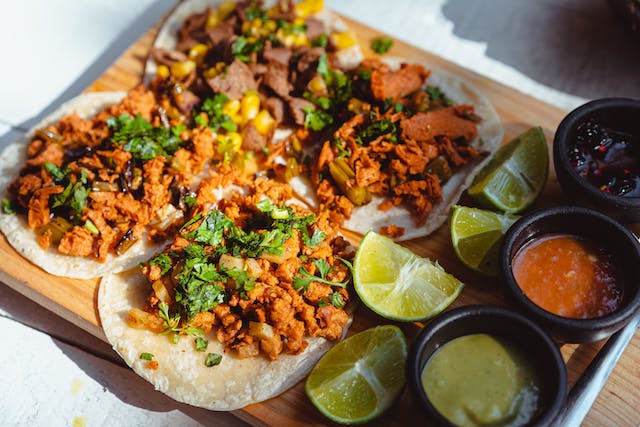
[98,177,353,410]
[288,57,504,240]
[143,0,363,158]
[0,88,227,279]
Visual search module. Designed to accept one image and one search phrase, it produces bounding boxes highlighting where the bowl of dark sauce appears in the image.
[553,98,640,222]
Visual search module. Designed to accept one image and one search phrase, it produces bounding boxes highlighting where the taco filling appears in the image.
[127,178,353,361]
[2,87,224,262]
[149,0,362,161]
[282,58,487,238]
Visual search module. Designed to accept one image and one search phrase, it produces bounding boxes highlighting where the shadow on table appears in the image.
[442,0,640,100]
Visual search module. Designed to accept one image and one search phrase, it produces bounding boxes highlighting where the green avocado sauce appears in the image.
[421,334,540,427]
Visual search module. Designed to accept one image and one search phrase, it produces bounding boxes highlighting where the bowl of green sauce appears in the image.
[407,305,566,427]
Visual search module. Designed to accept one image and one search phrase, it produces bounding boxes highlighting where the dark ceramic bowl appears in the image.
[407,305,567,427]
[501,206,640,343]
[553,97,640,223]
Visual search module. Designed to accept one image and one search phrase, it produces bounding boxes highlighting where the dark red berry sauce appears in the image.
[569,118,640,197]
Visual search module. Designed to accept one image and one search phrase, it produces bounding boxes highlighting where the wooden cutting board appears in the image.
[1,7,639,427]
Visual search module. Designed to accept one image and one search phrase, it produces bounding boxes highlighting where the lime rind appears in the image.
[305,325,408,424]
[354,232,464,322]
[450,205,519,276]
[468,126,549,213]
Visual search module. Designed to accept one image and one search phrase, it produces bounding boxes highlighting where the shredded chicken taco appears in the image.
[99,177,353,410]
[287,57,504,240]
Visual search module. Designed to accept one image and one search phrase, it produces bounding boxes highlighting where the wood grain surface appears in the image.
[1,8,638,427]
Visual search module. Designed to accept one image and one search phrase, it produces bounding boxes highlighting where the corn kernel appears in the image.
[215,61,226,72]
[222,99,241,117]
[294,17,305,27]
[230,113,242,125]
[217,132,243,153]
[188,43,208,65]
[331,31,357,49]
[251,18,262,28]
[264,19,277,33]
[204,66,219,79]
[295,0,324,18]
[234,152,258,176]
[241,20,252,34]
[218,1,236,21]
[170,60,196,79]
[156,64,170,79]
[206,10,220,28]
[241,92,260,121]
[307,75,327,95]
[282,34,295,47]
[293,32,309,47]
[253,110,275,135]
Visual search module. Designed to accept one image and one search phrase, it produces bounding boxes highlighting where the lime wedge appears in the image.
[450,205,518,276]
[354,231,464,322]
[468,126,549,213]
[305,325,407,424]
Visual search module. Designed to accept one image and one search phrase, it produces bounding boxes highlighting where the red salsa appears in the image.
[512,234,623,319]
[569,118,640,197]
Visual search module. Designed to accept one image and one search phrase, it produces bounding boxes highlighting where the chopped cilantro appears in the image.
[370,36,393,54]
[199,94,237,133]
[107,113,184,160]
[140,352,154,361]
[330,291,344,308]
[425,85,453,107]
[311,34,328,47]
[2,198,18,215]
[293,259,349,293]
[205,353,223,367]
[356,68,371,81]
[43,162,66,181]
[303,107,334,131]
[194,337,208,352]
[318,300,329,307]
[149,253,172,275]
[226,268,255,299]
[184,210,234,247]
[356,118,397,145]
[51,170,90,219]
[304,228,326,248]
[231,36,265,62]
[244,2,266,22]
[157,301,206,336]
[183,195,197,208]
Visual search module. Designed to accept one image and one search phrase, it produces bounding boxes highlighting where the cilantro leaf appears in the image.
[199,94,237,133]
[184,211,234,246]
[330,291,344,308]
[205,353,223,367]
[43,162,65,181]
[2,198,18,215]
[108,113,184,160]
[311,34,328,48]
[425,85,453,107]
[226,268,255,299]
[293,259,349,293]
[370,36,393,54]
[304,228,326,248]
[303,107,334,131]
[195,337,208,352]
[231,36,264,63]
[149,253,172,275]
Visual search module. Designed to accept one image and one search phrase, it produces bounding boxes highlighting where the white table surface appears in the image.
[1,0,639,426]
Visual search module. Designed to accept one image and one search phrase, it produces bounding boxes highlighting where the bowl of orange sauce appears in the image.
[500,206,640,342]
